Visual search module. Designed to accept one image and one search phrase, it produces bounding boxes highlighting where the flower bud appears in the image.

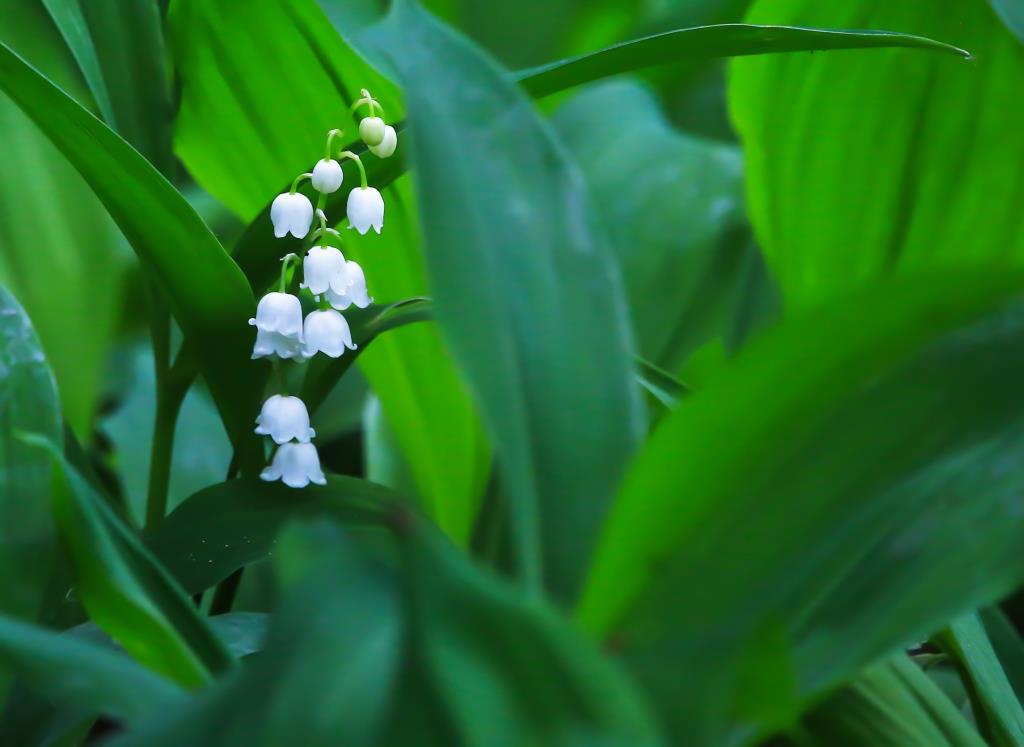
[359,116,386,147]
[311,158,344,193]
[369,125,397,159]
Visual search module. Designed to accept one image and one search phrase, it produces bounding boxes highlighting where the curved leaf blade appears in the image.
[0,41,262,466]
[517,23,970,98]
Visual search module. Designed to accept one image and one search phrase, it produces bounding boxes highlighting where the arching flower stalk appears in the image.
[252,121,386,488]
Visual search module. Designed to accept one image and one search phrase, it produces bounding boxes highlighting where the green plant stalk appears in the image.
[144,377,188,532]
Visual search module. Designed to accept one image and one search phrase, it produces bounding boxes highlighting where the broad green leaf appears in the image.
[145,476,402,594]
[518,22,970,98]
[577,270,1024,743]
[0,41,263,468]
[109,522,405,747]
[551,78,751,369]
[168,0,401,219]
[983,607,1024,704]
[729,0,1015,310]
[938,613,1024,746]
[0,613,185,725]
[398,526,664,747]
[40,0,115,123]
[363,0,647,599]
[70,613,269,661]
[0,7,127,439]
[301,181,490,544]
[990,0,1024,44]
[802,655,986,746]
[24,435,232,687]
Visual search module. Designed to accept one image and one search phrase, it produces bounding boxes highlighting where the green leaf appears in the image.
[635,358,688,410]
[551,78,751,369]
[23,434,232,688]
[802,655,986,746]
[145,476,401,594]
[577,270,1024,743]
[0,40,263,467]
[396,527,664,747]
[363,0,647,599]
[982,608,1024,704]
[518,22,970,98]
[989,0,1024,44]
[107,522,406,747]
[40,0,116,124]
[729,0,1018,310]
[0,613,185,725]
[168,0,401,219]
[938,613,1024,746]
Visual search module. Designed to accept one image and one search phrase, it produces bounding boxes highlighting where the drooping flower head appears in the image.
[347,187,384,235]
[358,116,386,147]
[249,291,304,359]
[254,394,315,444]
[302,309,357,359]
[369,125,398,159]
[260,442,327,489]
[300,246,346,297]
[270,192,313,239]
[311,158,344,194]
[326,260,372,310]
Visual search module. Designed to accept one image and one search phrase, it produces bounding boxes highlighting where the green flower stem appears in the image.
[338,150,368,188]
[324,129,344,161]
[289,172,312,194]
[279,252,300,292]
[144,369,189,531]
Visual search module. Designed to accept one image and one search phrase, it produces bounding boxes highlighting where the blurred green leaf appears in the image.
[989,0,1024,44]
[938,612,1024,746]
[0,285,60,703]
[552,78,750,369]
[984,608,1024,704]
[634,358,688,410]
[103,344,232,526]
[363,0,647,600]
[39,0,115,123]
[802,655,986,746]
[108,522,406,747]
[519,22,970,98]
[396,527,664,747]
[578,271,1024,743]
[145,476,401,594]
[0,612,185,725]
[24,434,232,687]
[729,0,1020,310]
[168,0,401,219]
[0,40,263,469]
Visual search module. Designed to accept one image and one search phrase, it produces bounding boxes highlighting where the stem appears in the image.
[324,129,343,160]
[289,172,312,194]
[210,568,243,615]
[338,151,368,188]
[144,379,187,531]
[279,253,299,292]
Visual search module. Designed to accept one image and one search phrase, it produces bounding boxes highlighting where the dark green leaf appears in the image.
[982,608,1024,705]
[0,41,263,469]
[23,434,233,687]
[145,476,402,594]
[729,0,1018,310]
[577,271,1024,743]
[108,522,405,747]
[363,0,647,599]
[40,0,115,123]
[0,613,185,725]
[518,22,970,98]
[635,358,688,410]
[938,613,1024,746]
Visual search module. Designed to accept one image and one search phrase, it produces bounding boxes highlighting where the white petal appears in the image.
[262,442,326,489]
[251,292,303,338]
[347,187,385,235]
[286,193,314,239]
[270,194,292,238]
[368,126,397,158]
[254,394,315,444]
[324,285,352,311]
[343,261,372,309]
[311,159,344,193]
[300,246,347,296]
[251,329,305,359]
[359,116,386,147]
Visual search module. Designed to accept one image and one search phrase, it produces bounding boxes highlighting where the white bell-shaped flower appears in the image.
[311,159,344,194]
[300,246,347,296]
[326,260,372,310]
[254,394,315,444]
[347,187,384,235]
[302,309,357,359]
[359,116,386,147]
[249,292,303,338]
[260,442,327,489]
[270,192,314,239]
[369,126,397,158]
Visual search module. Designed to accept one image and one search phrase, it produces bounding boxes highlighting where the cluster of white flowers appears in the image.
[252,92,396,488]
